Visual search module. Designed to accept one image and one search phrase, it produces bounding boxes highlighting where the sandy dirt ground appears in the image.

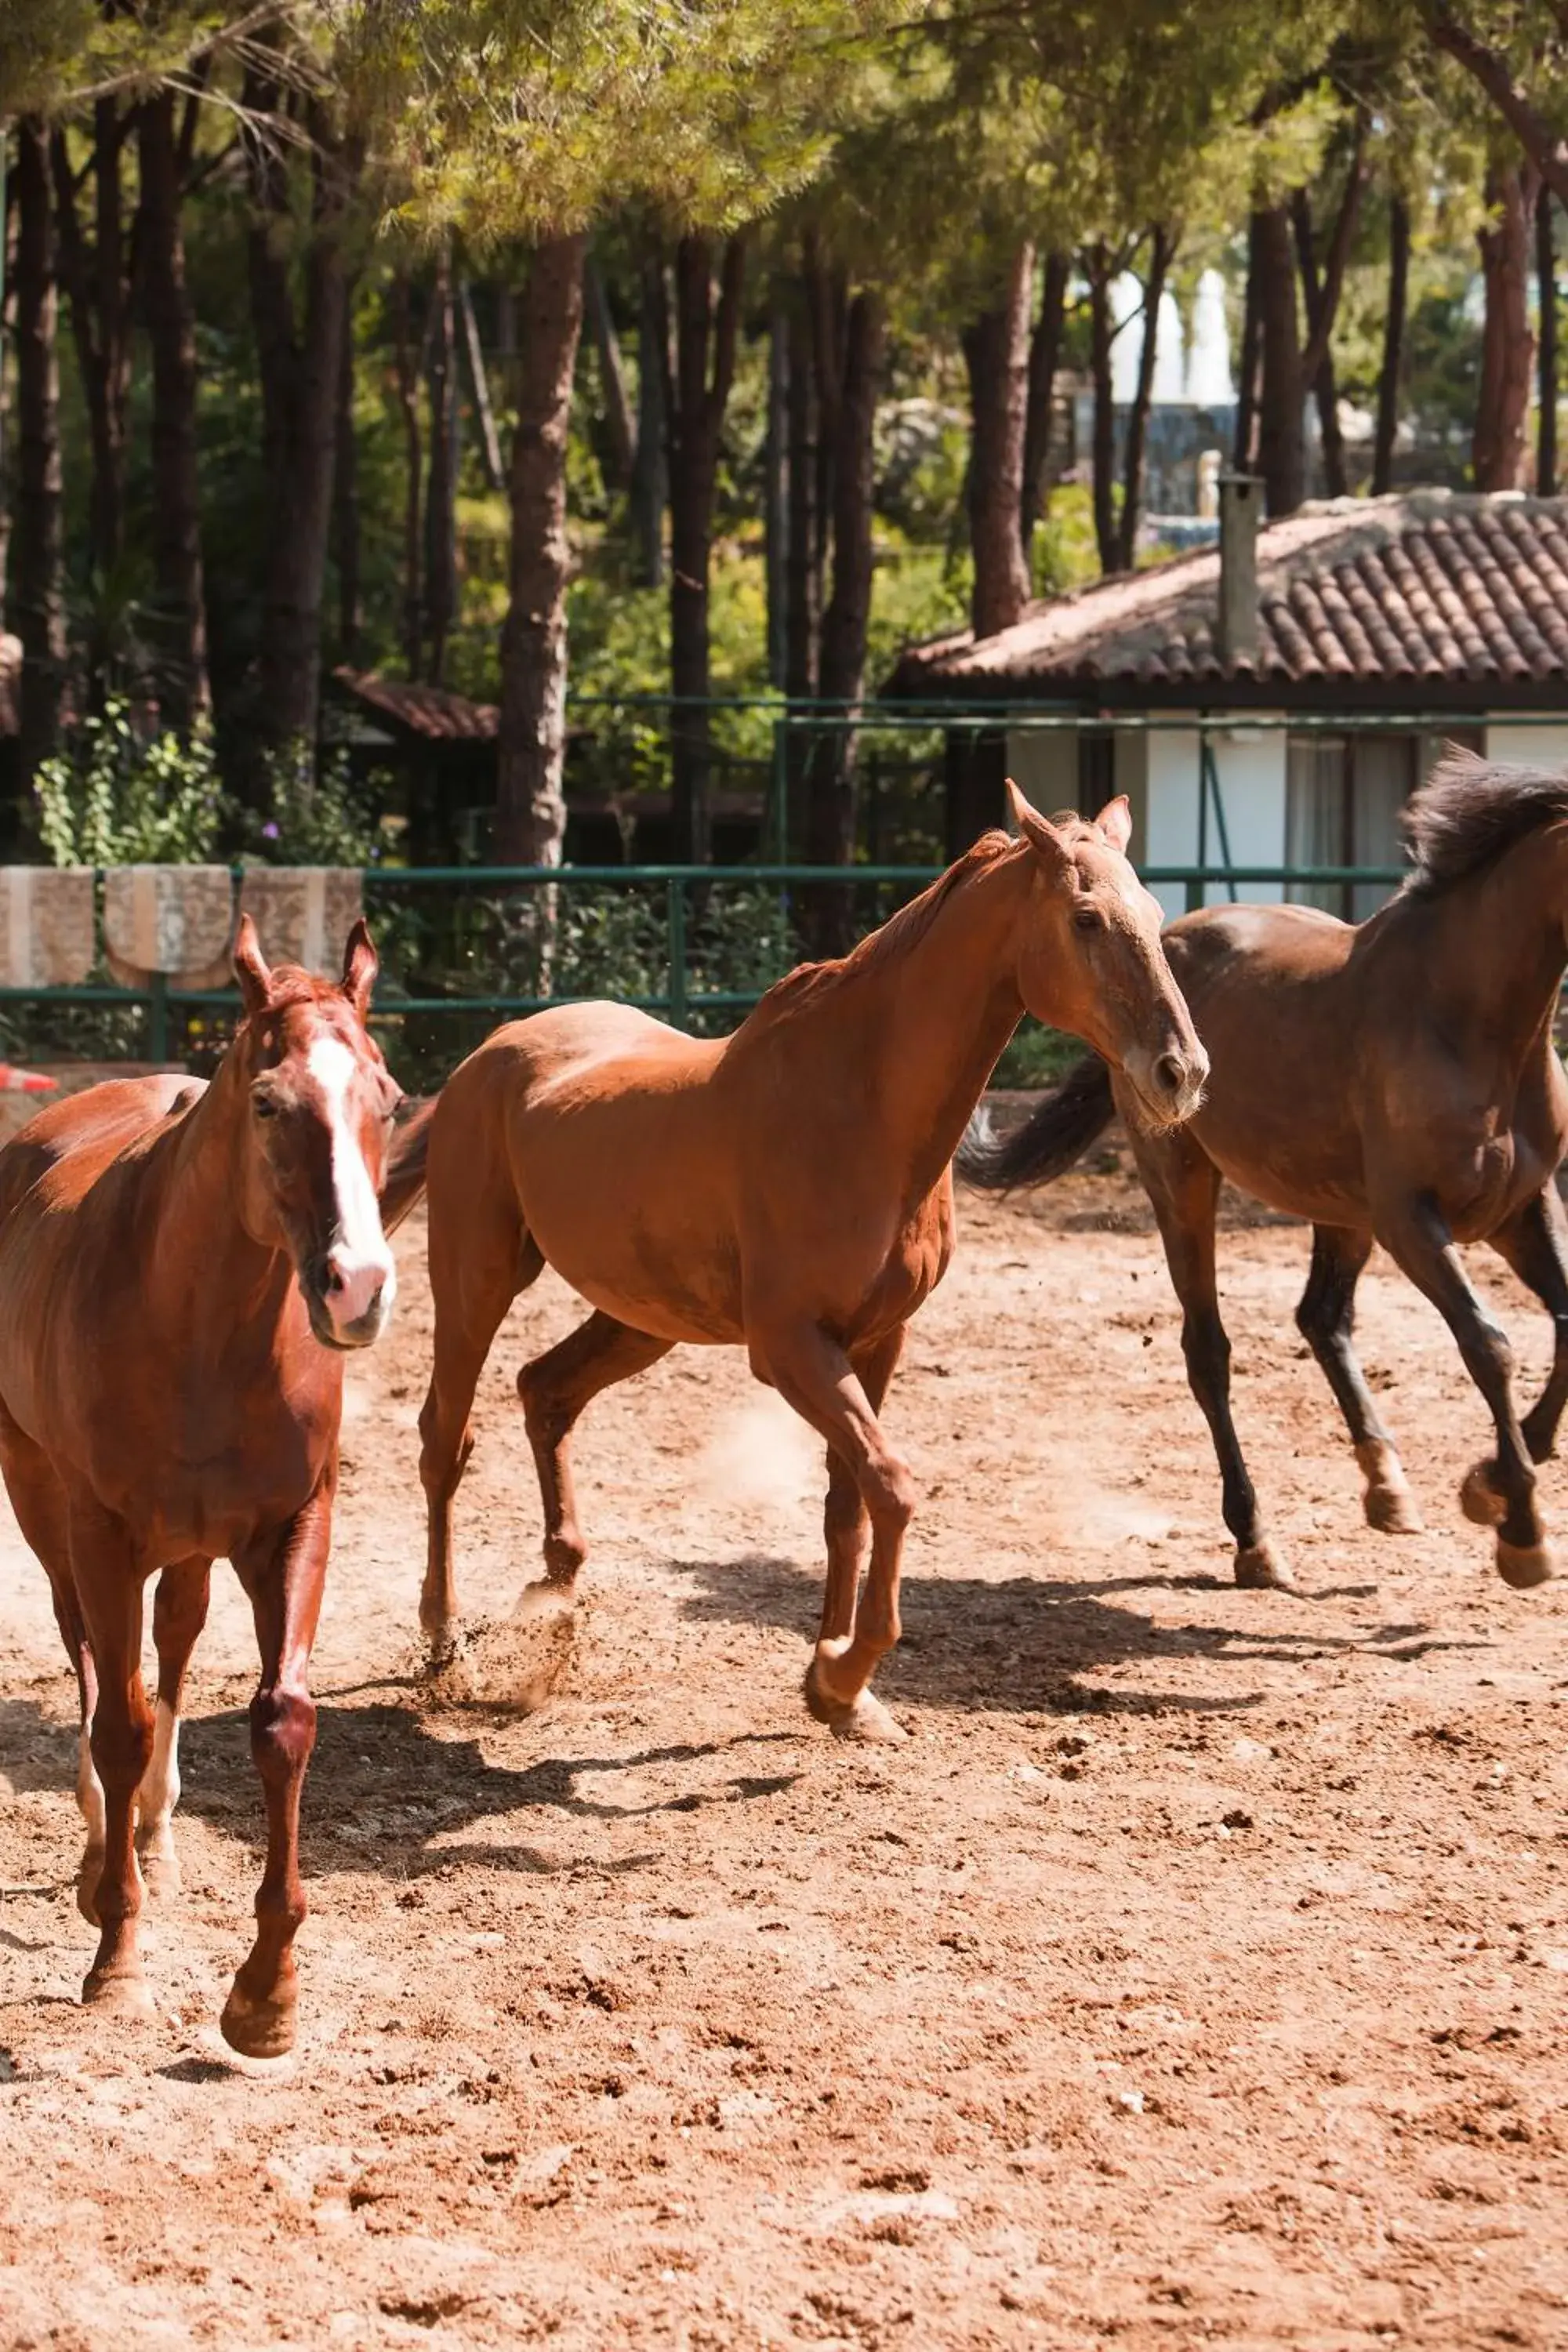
[2,1160,1567,2351]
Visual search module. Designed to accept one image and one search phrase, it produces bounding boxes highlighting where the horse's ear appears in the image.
[233,914,272,1017]
[1093,794,1133,855]
[340,916,378,1021]
[1006,779,1073,876]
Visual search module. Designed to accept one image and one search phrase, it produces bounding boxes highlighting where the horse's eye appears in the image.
[1073,906,1104,934]
[252,1092,280,1120]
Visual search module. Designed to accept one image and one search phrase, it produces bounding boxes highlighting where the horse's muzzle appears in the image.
[1125,1040,1209,1129]
[301,1247,397,1350]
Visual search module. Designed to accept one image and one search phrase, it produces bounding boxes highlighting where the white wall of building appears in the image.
[1143,723,1288,918]
[1484,723,1568,771]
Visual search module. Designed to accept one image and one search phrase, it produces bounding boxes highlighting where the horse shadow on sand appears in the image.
[669,1548,1487,1723]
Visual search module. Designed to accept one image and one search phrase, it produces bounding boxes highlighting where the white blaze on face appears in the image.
[308,1034,396,1336]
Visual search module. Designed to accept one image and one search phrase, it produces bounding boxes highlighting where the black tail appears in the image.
[380,1094,439,1234]
[956,1054,1115,1191]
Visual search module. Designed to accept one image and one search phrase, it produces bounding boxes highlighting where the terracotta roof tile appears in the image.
[886,492,1568,696]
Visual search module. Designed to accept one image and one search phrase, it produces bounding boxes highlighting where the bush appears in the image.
[33,702,231,866]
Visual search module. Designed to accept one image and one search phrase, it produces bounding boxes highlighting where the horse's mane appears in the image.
[1403,750,1568,899]
[749,827,1024,1025]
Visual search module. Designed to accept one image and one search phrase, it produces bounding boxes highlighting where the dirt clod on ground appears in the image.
[2,1171,1566,2348]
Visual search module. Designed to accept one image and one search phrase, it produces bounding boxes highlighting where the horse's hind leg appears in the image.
[1488,1188,1568,1467]
[136,1557,212,1896]
[0,1420,104,1918]
[418,1196,540,1653]
[517,1312,672,1606]
[1297,1224,1422,1535]
[1132,1122,1294,1592]
[1376,1195,1552,1588]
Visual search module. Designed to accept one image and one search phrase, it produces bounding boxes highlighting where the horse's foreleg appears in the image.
[136,1556,212,1896]
[751,1319,915,1742]
[517,1312,672,1600]
[223,1490,331,2059]
[68,1501,155,2017]
[1489,1188,1568,1465]
[818,1328,906,1650]
[1297,1223,1421,1534]
[1133,1124,1291,1591]
[1377,1198,1552,1588]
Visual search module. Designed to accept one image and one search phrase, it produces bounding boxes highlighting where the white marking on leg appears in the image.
[136,1698,180,1858]
[307,1034,396,1336]
[77,1721,106,1850]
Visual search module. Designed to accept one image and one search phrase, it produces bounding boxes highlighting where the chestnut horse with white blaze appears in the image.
[960,753,1568,1595]
[415,787,1207,1738]
[0,917,428,2056]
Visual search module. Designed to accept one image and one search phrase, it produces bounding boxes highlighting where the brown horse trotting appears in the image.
[961,753,1568,1595]
[0,918,426,2056]
[415,787,1207,1738]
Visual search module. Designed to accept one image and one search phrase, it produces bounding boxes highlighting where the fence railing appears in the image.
[0,858,1409,1075]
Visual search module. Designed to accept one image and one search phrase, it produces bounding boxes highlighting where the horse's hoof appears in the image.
[1234,1541,1298,1592]
[512,1577,576,1627]
[1497,1538,1556,1591]
[82,1965,154,2021]
[76,1850,105,1927]
[1365,1483,1424,1536]
[220,1979,297,2060]
[830,1692,907,1744]
[803,1657,906,1743]
[138,1847,181,1901]
[1461,1465,1507,1528]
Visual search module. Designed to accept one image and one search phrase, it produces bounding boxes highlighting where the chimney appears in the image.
[1216,472,1261,668]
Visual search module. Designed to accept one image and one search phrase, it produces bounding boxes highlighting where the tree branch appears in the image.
[1298,118,1369,383]
[1427,9,1568,210]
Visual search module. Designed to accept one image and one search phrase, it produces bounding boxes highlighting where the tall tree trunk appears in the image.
[245,79,353,764]
[1539,181,1558,496]
[49,101,131,590]
[1116,227,1175,570]
[808,287,885,923]
[585,252,635,493]
[765,289,789,691]
[1087,245,1118,573]
[667,232,745,863]
[495,233,586,867]
[9,119,65,790]
[784,286,820,703]
[392,267,423,677]
[1291,188,1347,496]
[458,278,504,490]
[963,241,1033,636]
[423,238,457,684]
[630,253,668,589]
[1372,194,1409,496]
[1020,248,1069,565]
[1474,159,1537,492]
[333,283,361,665]
[137,89,209,730]
[1234,212,1263,470]
[1255,201,1305,516]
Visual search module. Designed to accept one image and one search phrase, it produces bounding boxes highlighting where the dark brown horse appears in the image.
[961,753,1568,1595]
[0,918,427,2056]
[415,789,1208,1737]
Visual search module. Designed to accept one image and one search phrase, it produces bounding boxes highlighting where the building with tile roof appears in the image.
[884,491,1568,920]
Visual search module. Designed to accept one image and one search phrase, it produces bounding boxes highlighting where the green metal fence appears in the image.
[0,857,1407,1073]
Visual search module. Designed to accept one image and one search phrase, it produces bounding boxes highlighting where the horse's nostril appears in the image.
[1154,1051,1185,1094]
[325,1266,345,1295]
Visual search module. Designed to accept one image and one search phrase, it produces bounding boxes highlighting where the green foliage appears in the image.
[247,745,386,867]
[32,703,231,867]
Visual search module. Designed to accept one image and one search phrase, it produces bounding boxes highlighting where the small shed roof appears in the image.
[886,491,1568,707]
[333,667,499,741]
